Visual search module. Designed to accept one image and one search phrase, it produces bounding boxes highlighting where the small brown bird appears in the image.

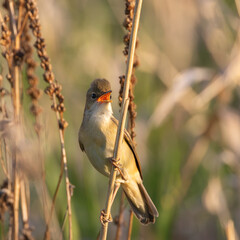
[79,78,158,224]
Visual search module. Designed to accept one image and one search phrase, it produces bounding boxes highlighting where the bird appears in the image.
[78,78,159,224]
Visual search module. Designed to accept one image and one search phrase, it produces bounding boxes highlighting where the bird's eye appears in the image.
[91,93,97,99]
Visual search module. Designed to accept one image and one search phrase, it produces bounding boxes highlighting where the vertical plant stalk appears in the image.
[119,0,139,143]
[226,220,238,240]
[0,74,10,179]
[44,159,64,239]
[99,0,143,239]
[8,0,20,120]
[117,0,139,237]
[8,1,22,239]
[17,2,35,239]
[127,211,133,240]
[13,173,20,240]
[115,190,125,240]
[0,9,14,240]
[25,1,72,239]
[21,7,49,230]
[20,179,34,239]
[23,16,42,135]
[0,11,13,90]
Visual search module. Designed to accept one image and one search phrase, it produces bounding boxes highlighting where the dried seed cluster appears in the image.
[0,180,13,222]
[2,1,25,70]
[0,15,13,86]
[22,19,42,134]
[119,0,139,141]
[25,0,68,130]
[0,0,71,238]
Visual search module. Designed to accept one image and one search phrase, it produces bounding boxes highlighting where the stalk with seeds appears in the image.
[24,1,72,239]
[116,0,140,238]
[0,0,72,239]
[99,0,143,239]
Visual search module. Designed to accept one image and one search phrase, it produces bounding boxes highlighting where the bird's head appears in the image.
[85,78,112,111]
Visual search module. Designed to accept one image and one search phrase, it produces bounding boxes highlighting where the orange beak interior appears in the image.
[97,90,112,103]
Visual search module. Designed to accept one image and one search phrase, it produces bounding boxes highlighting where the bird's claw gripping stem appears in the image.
[110,157,127,181]
[100,209,112,226]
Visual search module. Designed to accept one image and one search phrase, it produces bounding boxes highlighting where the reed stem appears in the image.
[99,0,143,239]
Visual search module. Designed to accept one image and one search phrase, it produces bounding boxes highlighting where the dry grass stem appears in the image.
[7,2,23,239]
[115,190,125,240]
[100,0,143,239]
[203,177,239,240]
[226,220,239,240]
[44,159,64,239]
[127,210,133,240]
[116,0,140,237]
[119,0,139,142]
[149,67,214,128]
[0,0,72,239]
[20,179,34,240]
[24,1,72,239]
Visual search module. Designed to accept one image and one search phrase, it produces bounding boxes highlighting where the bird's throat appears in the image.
[87,102,113,125]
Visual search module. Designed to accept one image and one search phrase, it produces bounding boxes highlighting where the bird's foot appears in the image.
[110,158,127,181]
[100,209,112,226]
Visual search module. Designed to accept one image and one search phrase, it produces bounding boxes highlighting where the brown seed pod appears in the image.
[119,0,139,141]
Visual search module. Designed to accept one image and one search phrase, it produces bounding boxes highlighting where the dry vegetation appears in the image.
[0,0,240,240]
[0,0,71,239]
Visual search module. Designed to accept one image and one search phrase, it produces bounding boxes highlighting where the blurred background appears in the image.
[1,0,240,239]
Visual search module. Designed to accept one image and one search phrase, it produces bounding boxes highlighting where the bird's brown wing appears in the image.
[111,117,143,179]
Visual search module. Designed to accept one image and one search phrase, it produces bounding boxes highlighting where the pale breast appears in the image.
[80,110,115,177]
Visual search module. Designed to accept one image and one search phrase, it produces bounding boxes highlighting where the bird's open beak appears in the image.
[97,90,112,103]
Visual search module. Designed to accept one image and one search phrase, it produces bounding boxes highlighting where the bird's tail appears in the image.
[122,180,159,224]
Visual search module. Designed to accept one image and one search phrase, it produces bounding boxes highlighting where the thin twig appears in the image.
[17,0,24,31]
[7,1,22,239]
[99,0,143,239]
[25,1,72,239]
[20,180,28,225]
[0,138,10,179]
[226,220,238,240]
[115,190,125,240]
[20,178,34,240]
[8,0,20,120]
[117,0,139,236]
[44,159,64,239]
[57,121,72,239]
[17,12,29,39]
[13,172,20,240]
[127,210,133,240]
